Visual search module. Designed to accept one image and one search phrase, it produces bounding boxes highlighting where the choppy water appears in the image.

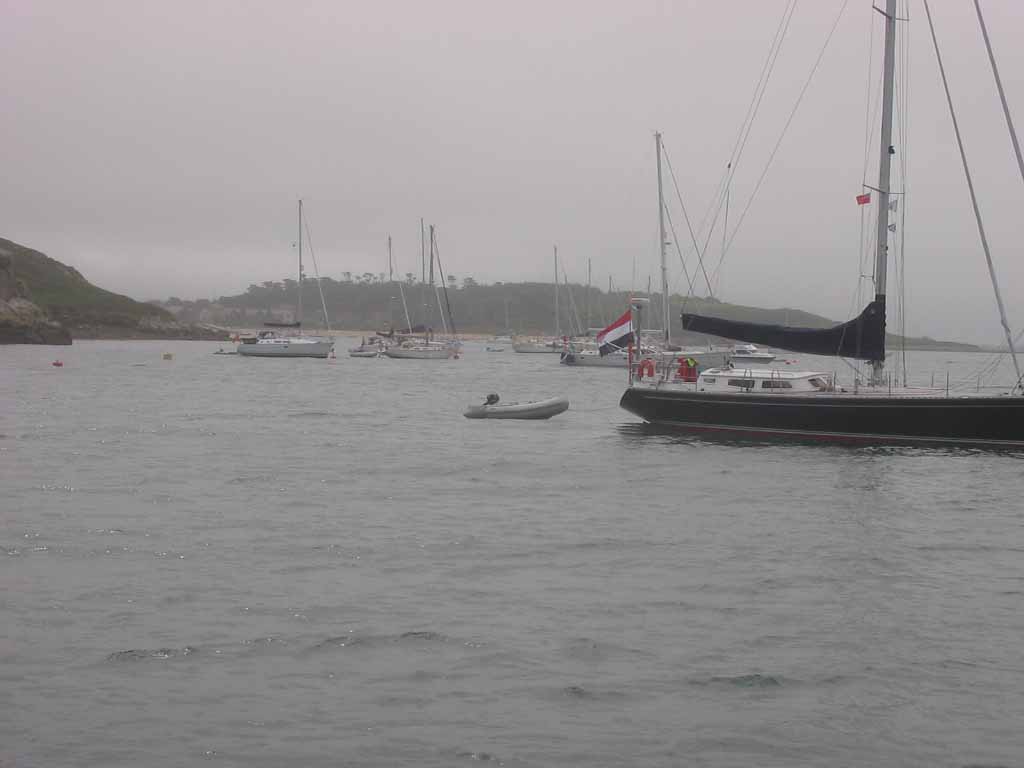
[3,340,1024,767]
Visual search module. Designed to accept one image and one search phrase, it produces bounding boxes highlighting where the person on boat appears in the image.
[484,393,500,406]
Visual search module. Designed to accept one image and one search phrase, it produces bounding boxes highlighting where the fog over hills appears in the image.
[3,2,1024,345]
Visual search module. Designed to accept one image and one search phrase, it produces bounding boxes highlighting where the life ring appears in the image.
[637,359,656,379]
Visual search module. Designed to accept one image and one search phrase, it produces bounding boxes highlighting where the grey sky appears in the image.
[3,0,1023,343]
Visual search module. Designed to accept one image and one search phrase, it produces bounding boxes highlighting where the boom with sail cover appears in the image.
[681,298,886,361]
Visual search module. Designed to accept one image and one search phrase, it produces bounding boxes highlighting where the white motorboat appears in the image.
[237,330,334,358]
[486,346,506,352]
[728,343,776,365]
[464,394,569,420]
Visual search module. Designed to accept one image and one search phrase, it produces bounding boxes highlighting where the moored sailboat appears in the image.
[237,200,334,359]
[619,0,1024,447]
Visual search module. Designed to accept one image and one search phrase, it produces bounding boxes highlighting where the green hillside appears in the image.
[0,237,173,329]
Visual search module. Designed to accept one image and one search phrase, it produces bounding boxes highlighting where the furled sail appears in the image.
[681,298,886,361]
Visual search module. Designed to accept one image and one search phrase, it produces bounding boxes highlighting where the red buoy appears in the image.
[52,360,64,367]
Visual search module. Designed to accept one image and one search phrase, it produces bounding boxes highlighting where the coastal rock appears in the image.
[0,296,73,345]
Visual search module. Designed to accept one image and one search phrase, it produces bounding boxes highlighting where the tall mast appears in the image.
[297,198,303,327]
[553,245,560,338]
[656,132,670,345]
[586,258,592,334]
[871,0,897,384]
[420,218,426,327]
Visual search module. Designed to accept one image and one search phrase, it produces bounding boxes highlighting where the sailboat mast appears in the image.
[553,245,560,338]
[871,0,897,383]
[420,217,426,327]
[391,234,413,332]
[586,258,592,335]
[297,199,303,327]
[656,132,670,345]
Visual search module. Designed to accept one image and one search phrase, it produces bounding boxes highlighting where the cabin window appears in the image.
[702,377,716,384]
[761,380,793,389]
[727,378,755,389]
[808,377,830,391]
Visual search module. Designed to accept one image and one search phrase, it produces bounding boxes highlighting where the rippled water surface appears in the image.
[3,340,1024,767]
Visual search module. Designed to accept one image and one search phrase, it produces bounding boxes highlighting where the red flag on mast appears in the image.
[855,193,871,205]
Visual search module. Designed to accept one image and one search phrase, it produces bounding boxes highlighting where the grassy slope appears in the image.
[0,237,171,327]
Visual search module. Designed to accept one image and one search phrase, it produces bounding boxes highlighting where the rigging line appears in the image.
[662,203,696,298]
[712,0,852,284]
[923,0,1021,391]
[430,230,458,336]
[301,212,332,332]
[691,0,799,248]
[661,144,713,295]
[696,0,800,262]
[898,0,911,385]
[974,0,1024,196]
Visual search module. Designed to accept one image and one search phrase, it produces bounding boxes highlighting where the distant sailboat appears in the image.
[512,246,564,353]
[237,200,334,359]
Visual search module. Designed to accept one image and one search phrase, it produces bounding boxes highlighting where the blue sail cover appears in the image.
[681,298,886,361]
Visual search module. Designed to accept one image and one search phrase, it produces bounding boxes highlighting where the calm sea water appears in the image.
[3,340,1024,767]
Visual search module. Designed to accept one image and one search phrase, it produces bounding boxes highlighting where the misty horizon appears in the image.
[4,1,1024,345]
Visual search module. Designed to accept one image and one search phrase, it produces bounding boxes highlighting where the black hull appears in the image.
[619,387,1024,447]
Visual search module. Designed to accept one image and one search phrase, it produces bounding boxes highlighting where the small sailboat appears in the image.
[348,336,386,357]
[383,224,461,360]
[464,393,569,420]
[512,246,564,353]
[237,200,334,359]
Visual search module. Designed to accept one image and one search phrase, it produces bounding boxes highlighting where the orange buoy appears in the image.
[52,360,64,367]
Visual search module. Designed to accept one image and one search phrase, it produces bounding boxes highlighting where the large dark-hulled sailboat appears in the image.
[620,0,1024,447]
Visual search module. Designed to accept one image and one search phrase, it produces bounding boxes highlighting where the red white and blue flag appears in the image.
[597,310,634,356]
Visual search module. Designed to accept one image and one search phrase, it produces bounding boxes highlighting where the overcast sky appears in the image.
[3,0,1024,343]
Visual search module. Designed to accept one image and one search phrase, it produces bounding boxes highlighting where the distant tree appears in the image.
[262,281,275,290]
[361,272,375,284]
[342,271,352,283]
[167,296,182,305]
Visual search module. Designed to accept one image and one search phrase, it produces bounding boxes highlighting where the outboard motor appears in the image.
[484,393,500,406]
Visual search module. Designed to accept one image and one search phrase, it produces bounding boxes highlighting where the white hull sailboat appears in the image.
[238,333,334,358]
[384,224,461,361]
[384,341,455,359]
[237,200,334,359]
[512,338,563,353]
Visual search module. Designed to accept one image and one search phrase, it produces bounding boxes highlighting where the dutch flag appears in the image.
[596,310,634,356]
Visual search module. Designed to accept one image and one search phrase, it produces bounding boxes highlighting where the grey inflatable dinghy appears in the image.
[464,393,569,420]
